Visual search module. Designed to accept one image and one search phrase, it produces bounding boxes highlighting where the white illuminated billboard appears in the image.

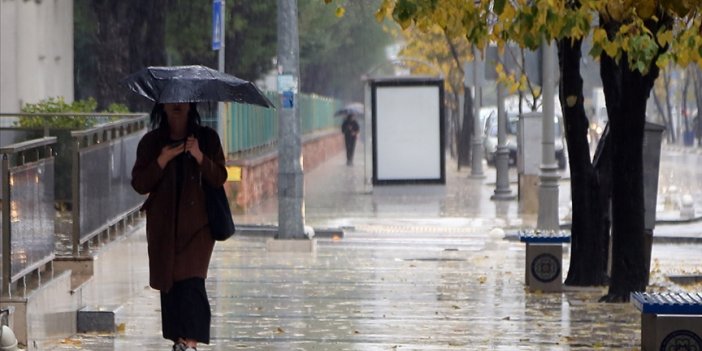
[371,78,445,184]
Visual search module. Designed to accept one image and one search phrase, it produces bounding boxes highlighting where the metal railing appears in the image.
[299,93,339,134]
[227,92,279,155]
[70,116,148,255]
[0,113,150,204]
[1,137,57,296]
[224,92,341,156]
[0,97,341,293]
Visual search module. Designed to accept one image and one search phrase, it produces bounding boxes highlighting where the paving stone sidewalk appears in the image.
[41,149,702,350]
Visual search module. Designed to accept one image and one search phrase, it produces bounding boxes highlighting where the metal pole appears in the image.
[492,71,515,200]
[470,48,485,178]
[363,79,373,193]
[72,138,81,256]
[217,1,226,142]
[2,154,11,296]
[536,39,560,231]
[276,0,305,239]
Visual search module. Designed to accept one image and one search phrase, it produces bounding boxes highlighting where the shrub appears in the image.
[13,97,130,204]
[17,97,129,129]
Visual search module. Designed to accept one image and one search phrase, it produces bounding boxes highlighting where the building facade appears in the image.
[0,0,74,115]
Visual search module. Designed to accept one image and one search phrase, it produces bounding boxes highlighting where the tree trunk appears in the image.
[682,69,691,134]
[444,33,472,169]
[91,0,167,110]
[127,0,167,111]
[599,49,660,302]
[458,87,474,168]
[652,90,671,142]
[452,92,460,160]
[557,38,609,286]
[92,1,131,109]
[663,69,677,143]
[694,67,702,146]
[447,77,462,160]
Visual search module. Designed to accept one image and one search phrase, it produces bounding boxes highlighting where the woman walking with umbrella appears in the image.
[126,65,274,351]
[131,102,224,351]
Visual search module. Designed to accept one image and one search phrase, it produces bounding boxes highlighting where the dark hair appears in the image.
[149,102,202,132]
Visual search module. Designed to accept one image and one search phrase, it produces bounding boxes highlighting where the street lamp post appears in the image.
[536,39,560,231]
[492,69,516,200]
[471,48,485,178]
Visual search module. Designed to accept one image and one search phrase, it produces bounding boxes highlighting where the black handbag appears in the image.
[203,181,236,241]
[197,127,236,241]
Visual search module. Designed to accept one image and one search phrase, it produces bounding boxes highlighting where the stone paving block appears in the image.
[77,305,121,333]
[266,238,316,252]
[38,150,702,350]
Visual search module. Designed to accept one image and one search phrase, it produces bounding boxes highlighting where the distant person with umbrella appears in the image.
[126,66,273,351]
[336,104,362,166]
[341,113,360,166]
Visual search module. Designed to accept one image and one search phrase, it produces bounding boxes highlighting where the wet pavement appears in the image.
[41,146,702,350]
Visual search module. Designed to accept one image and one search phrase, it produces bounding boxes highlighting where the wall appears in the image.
[226,130,343,210]
[0,0,74,115]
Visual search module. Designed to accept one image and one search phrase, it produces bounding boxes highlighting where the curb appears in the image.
[662,145,702,155]
[652,236,702,244]
[656,215,702,225]
[503,233,702,244]
[235,224,344,239]
[667,275,702,285]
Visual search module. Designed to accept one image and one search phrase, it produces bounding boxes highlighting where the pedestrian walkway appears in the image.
[40,149,702,350]
[238,146,559,230]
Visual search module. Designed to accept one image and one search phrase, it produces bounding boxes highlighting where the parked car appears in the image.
[483,113,518,166]
[483,113,567,169]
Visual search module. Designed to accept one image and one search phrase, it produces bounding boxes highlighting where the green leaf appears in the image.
[17,97,123,129]
[494,0,506,15]
[524,33,537,49]
[393,0,418,24]
[589,43,603,57]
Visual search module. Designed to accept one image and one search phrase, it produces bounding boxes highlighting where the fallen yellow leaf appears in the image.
[60,338,82,346]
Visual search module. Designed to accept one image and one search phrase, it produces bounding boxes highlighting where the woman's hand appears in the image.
[157,142,185,169]
[185,136,204,164]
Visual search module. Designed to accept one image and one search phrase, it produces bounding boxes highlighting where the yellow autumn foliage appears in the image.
[357,0,702,74]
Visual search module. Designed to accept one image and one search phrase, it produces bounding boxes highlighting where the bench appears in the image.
[630,292,702,351]
[519,231,570,292]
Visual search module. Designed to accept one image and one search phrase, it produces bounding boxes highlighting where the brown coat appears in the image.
[131,126,227,292]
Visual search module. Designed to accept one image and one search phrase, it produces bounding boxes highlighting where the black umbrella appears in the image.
[122,65,275,108]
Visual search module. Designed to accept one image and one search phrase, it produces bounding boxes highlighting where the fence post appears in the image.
[2,154,11,296]
[71,136,81,256]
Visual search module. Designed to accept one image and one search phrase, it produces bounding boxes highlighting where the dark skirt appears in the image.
[161,277,211,344]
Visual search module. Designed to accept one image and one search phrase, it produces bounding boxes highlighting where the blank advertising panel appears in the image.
[371,78,445,184]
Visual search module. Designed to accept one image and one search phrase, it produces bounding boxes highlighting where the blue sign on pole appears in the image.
[212,0,222,51]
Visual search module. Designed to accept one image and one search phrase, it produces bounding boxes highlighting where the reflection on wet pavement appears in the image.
[43,149,702,350]
[47,229,666,350]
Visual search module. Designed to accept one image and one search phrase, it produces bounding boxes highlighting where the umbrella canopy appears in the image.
[122,65,275,108]
[334,102,364,117]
